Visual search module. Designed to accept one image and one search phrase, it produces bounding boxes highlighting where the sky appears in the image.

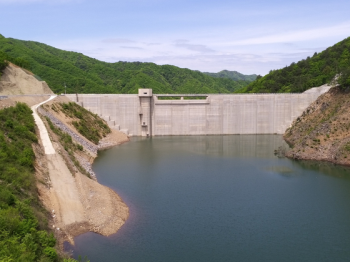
[1,0,350,75]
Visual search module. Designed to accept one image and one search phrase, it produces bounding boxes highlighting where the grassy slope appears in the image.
[0,35,252,94]
[0,103,58,262]
[237,36,350,93]
[49,102,111,144]
[0,102,86,262]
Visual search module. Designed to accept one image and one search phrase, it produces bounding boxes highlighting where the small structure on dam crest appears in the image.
[138,88,152,137]
[67,85,331,137]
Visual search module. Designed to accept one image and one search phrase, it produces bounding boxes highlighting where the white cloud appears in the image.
[174,40,215,53]
[48,36,321,75]
[226,22,350,46]
[102,38,134,44]
[120,46,144,50]
[44,18,350,76]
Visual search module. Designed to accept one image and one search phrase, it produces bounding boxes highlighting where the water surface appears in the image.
[69,135,350,262]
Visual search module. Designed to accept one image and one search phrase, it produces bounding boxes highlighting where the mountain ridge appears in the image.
[237,36,350,93]
[203,70,257,81]
[0,36,253,94]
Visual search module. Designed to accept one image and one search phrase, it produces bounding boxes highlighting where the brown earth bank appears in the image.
[284,86,350,166]
[36,96,130,248]
[0,64,130,252]
[0,95,50,107]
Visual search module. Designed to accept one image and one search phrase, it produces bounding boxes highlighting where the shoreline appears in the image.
[32,96,130,250]
[0,64,131,257]
[284,144,350,168]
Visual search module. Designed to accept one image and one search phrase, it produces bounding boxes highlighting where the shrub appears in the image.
[43,247,57,261]
[0,103,62,261]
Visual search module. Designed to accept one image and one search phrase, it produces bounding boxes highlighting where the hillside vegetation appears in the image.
[0,103,63,261]
[49,102,110,144]
[238,36,350,93]
[203,70,257,81]
[0,34,252,94]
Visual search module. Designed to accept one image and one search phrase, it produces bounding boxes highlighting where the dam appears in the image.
[66,85,330,137]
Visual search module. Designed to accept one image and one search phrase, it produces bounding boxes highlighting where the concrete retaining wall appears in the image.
[65,84,330,136]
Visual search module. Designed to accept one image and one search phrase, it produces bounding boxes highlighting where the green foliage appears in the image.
[0,103,37,191]
[0,51,9,77]
[238,36,350,93]
[0,103,59,262]
[344,142,350,152]
[0,50,30,71]
[203,70,257,81]
[0,36,251,94]
[43,247,58,261]
[58,102,110,144]
[338,67,350,88]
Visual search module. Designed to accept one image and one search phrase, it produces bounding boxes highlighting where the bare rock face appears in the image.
[0,63,53,95]
[284,86,350,166]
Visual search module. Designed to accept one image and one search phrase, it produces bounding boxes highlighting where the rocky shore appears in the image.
[284,86,350,166]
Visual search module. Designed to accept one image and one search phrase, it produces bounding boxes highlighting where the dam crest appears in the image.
[66,85,330,137]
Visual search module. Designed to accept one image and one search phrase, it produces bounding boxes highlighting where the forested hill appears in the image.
[0,34,252,94]
[237,36,350,93]
[203,70,257,81]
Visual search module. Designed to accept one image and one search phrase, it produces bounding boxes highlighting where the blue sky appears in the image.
[1,0,350,75]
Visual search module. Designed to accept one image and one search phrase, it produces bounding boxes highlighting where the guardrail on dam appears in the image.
[66,85,331,137]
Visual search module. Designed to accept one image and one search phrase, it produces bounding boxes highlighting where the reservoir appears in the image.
[69,135,350,261]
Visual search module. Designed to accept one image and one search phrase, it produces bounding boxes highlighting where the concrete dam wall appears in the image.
[66,85,331,136]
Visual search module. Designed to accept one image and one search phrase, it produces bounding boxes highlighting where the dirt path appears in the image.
[1,63,129,246]
[47,154,86,226]
[32,96,129,245]
[31,96,87,236]
[31,96,57,154]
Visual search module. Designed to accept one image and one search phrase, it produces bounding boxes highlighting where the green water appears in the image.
[68,135,350,261]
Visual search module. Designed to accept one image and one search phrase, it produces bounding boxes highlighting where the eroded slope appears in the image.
[0,63,53,95]
[284,87,350,166]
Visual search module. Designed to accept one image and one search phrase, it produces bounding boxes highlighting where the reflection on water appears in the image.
[266,166,295,176]
[296,159,350,179]
[70,135,350,262]
[146,134,288,158]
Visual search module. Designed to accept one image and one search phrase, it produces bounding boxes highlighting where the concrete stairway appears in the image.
[101,115,129,136]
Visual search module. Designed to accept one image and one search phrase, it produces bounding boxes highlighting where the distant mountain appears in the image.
[203,70,257,81]
[0,35,252,94]
[237,36,350,93]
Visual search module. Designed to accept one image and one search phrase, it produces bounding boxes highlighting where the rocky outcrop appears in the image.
[284,86,350,166]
